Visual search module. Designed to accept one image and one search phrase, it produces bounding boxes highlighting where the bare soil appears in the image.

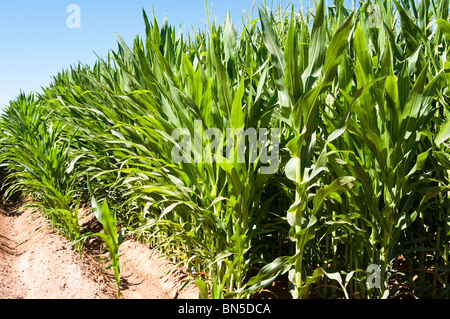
[0,200,198,299]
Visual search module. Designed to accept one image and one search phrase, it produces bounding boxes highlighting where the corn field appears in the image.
[1,0,450,299]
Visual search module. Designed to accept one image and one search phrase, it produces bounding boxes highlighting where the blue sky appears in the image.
[0,0,276,109]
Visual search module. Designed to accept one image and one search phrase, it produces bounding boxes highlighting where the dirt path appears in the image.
[0,202,198,299]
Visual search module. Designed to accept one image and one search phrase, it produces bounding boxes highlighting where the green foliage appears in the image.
[0,93,81,244]
[0,0,449,299]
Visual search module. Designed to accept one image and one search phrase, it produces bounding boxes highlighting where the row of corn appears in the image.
[0,0,449,298]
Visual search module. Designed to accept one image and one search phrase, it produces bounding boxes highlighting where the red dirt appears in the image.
[0,202,198,299]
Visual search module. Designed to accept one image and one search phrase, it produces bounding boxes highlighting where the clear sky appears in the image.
[0,0,279,109]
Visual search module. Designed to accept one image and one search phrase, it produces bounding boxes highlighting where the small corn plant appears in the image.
[89,196,124,299]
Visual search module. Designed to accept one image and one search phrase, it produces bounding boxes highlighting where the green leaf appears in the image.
[354,23,373,87]
[406,149,430,179]
[245,256,291,294]
[284,9,302,101]
[321,270,349,299]
[292,267,325,299]
[435,120,450,145]
[285,156,300,182]
[230,78,246,129]
[436,19,450,41]
[195,279,209,299]
[301,0,326,89]
[434,151,450,170]
[322,12,354,85]
[312,176,356,215]
[258,5,290,109]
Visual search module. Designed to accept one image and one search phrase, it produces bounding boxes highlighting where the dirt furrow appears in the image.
[0,204,198,299]
[0,212,27,298]
[0,208,114,299]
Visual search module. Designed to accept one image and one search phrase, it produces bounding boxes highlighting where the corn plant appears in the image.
[254,0,362,298]
[91,196,123,299]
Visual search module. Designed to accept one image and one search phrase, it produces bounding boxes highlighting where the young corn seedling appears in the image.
[88,196,124,299]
